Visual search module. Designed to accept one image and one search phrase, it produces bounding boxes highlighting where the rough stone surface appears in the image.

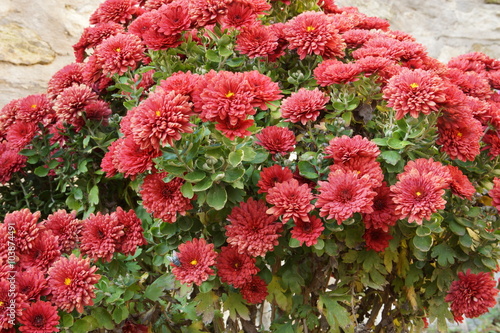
[0,0,499,108]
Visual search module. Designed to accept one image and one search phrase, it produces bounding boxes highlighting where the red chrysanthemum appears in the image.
[266,179,314,223]
[383,68,447,120]
[16,268,49,305]
[240,275,268,304]
[130,90,194,150]
[157,2,192,35]
[445,270,499,322]
[284,11,345,60]
[73,22,125,62]
[290,215,324,247]
[362,182,398,232]
[0,143,26,184]
[80,212,125,262]
[90,0,139,25]
[316,169,377,224]
[235,24,279,59]
[489,178,500,210]
[436,116,483,162]
[3,209,42,252]
[16,94,53,124]
[257,165,294,194]
[5,121,37,150]
[19,230,61,272]
[140,172,193,223]
[42,210,81,254]
[446,165,476,200]
[363,228,393,252]
[94,33,145,76]
[313,59,362,86]
[47,254,101,313]
[391,169,447,224]
[226,198,281,257]
[280,88,329,124]
[171,238,217,286]
[324,135,380,164]
[111,207,147,256]
[216,245,259,288]
[255,126,296,155]
[18,301,60,333]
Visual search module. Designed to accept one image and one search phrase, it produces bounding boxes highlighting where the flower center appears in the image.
[190,259,198,265]
[34,314,45,327]
[306,26,315,32]
[64,278,72,285]
[410,83,419,89]
[225,91,235,98]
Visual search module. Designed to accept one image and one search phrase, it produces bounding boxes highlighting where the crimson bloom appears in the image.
[257,165,294,194]
[216,245,259,288]
[280,88,329,124]
[80,212,124,262]
[240,275,268,304]
[171,238,217,286]
[130,90,194,150]
[383,68,447,120]
[290,215,324,247]
[316,169,377,224]
[266,179,314,223]
[48,254,101,313]
[140,172,193,223]
[445,270,499,322]
[18,301,60,333]
[226,198,281,257]
[255,126,296,155]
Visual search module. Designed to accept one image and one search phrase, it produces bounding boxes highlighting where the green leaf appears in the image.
[144,274,175,301]
[413,235,433,252]
[298,160,318,179]
[228,150,244,167]
[380,151,401,166]
[206,185,227,210]
[91,308,115,330]
[181,182,194,199]
[184,170,206,182]
[34,166,49,177]
[224,292,250,321]
[192,177,213,191]
[431,243,456,267]
[88,185,99,206]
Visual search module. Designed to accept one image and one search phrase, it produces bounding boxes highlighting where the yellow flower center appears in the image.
[415,191,422,197]
[225,91,235,98]
[155,110,161,117]
[31,104,37,108]
[190,259,198,266]
[64,278,72,285]
[306,26,315,32]
[410,83,419,89]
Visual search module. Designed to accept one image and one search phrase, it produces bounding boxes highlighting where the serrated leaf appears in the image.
[228,150,244,167]
[224,292,250,321]
[380,151,401,166]
[206,185,227,210]
[413,235,433,252]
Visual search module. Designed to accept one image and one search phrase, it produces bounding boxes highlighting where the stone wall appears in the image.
[0,0,499,108]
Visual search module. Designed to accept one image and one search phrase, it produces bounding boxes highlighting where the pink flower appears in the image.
[48,254,101,313]
[280,88,329,124]
[255,126,296,155]
[171,238,217,286]
[226,198,281,257]
[216,245,259,288]
[266,179,314,223]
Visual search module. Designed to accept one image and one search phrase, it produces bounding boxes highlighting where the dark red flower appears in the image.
[257,165,294,194]
[363,228,392,252]
[226,198,281,257]
[140,172,193,223]
[18,301,60,333]
[280,88,329,124]
[290,215,324,247]
[216,245,259,288]
[445,270,499,322]
[316,169,377,224]
[171,238,217,286]
[266,179,314,223]
[80,212,125,262]
[240,275,268,304]
[255,126,296,155]
[47,254,101,313]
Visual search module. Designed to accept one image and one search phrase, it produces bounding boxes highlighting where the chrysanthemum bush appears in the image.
[1,0,500,331]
